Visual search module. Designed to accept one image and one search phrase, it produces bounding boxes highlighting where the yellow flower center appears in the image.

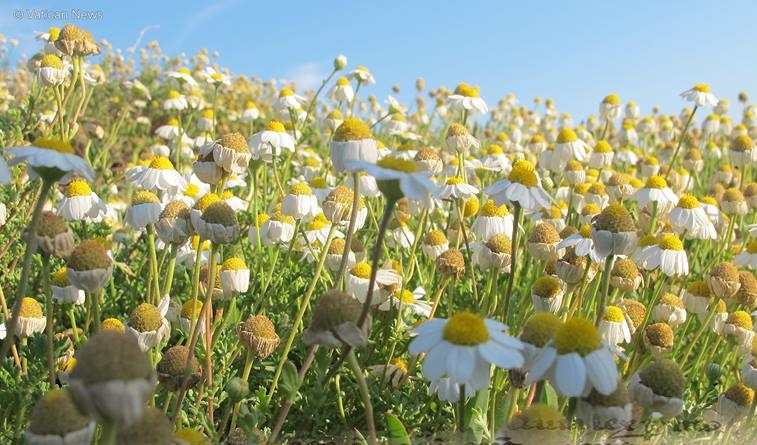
[479,200,508,217]
[194,193,221,211]
[132,190,160,205]
[351,262,372,279]
[391,358,408,373]
[533,276,562,298]
[149,156,174,170]
[442,312,489,346]
[222,257,247,270]
[308,217,328,231]
[603,93,621,105]
[677,194,699,209]
[579,224,592,238]
[333,117,372,141]
[446,176,464,185]
[729,310,753,329]
[178,67,191,75]
[289,181,313,196]
[66,179,92,197]
[594,140,613,153]
[18,297,43,318]
[40,54,64,69]
[211,72,223,81]
[603,306,624,323]
[487,144,504,155]
[746,239,757,254]
[393,289,416,304]
[658,235,683,251]
[308,176,328,188]
[167,90,182,100]
[181,300,203,320]
[554,318,603,356]
[32,137,75,154]
[51,267,69,287]
[645,175,668,189]
[556,128,578,144]
[376,156,419,173]
[279,87,295,97]
[101,317,125,332]
[336,76,350,87]
[508,160,538,187]
[454,83,480,98]
[266,120,287,133]
[693,83,711,93]
[183,183,200,198]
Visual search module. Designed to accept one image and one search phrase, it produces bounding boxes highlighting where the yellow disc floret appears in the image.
[333,117,372,141]
[603,306,625,323]
[554,318,602,356]
[376,156,419,173]
[442,312,489,346]
[351,262,372,279]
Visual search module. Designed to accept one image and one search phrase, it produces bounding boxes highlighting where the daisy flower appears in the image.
[282,181,320,220]
[680,83,718,107]
[444,123,479,155]
[642,234,689,277]
[163,90,188,111]
[553,127,588,168]
[329,76,355,102]
[346,262,401,305]
[447,83,488,115]
[652,292,687,326]
[275,87,306,111]
[526,317,619,397]
[248,120,295,163]
[409,311,524,390]
[37,54,67,88]
[472,234,512,272]
[124,191,162,230]
[345,156,435,206]
[668,194,717,240]
[202,66,231,87]
[330,118,378,173]
[167,67,198,86]
[557,224,600,263]
[629,359,684,418]
[127,156,187,193]
[598,306,632,346]
[7,138,94,182]
[349,65,375,84]
[57,178,107,222]
[485,159,551,212]
[471,200,512,241]
[599,93,622,120]
[590,204,638,261]
[436,176,478,200]
[632,175,678,214]
[378,287,430,317]
[241,100,260,122]
[154,118,181,141]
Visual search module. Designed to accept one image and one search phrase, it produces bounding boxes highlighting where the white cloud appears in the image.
[281,62,326,91]
[174,0,236,46]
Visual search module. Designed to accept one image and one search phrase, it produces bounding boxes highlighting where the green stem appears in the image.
[596,255,615,325]
[267,224,337,403]
[503,204,522,324]
[1,179,53,359]
[335,172,361,289]
[346,350,377,445]
[41,255,55,387]
[665,105,698,182]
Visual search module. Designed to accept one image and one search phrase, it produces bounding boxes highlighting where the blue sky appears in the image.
[3,0,757,119]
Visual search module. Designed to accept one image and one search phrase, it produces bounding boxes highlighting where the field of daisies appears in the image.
[1,23,757,445]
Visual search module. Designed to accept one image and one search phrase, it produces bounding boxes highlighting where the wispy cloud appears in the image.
[174,0,236,47]
[281,62,327,91]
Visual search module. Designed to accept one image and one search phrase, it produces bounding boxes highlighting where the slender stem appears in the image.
[680,303,718,368]
[267,345,318,444]
[346,350,377,445]
[229,350,255,432]
[457,384,466,433]
[267,224,337,403]
[172,243,218,423]
[1,179,53,359]
[67,307,80,345]
[596,255,615,325]
[503,204,522,324]
[99,422,117,445]
[41,255,55,387]
[665,105,698,182]
[358,198,396,327]
[335,172,361,289]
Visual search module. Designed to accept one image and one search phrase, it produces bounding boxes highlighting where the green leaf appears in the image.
[280,360,301,402]
[385,413,411,445]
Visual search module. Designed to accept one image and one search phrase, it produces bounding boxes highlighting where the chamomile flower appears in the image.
[447,82,488,114]
[599,93,622,120]
[248,120,295,163]
[127,156,187,193]
[409,312,524,390]
[598,306,632,346]
[37,54,67,87]
[282,181,320,219]
[436,176,478,200]
[57,178,107,222]
[531,275,566,314]
[629,359,684,417]
[346,156,435,206]
[668,194,717,239]
[680,83,718,107]
[124,191,162,230]
[444,123,480,155]
[485,159,551,212]
[643,234,689,277]
[526,318,618,397]
[163,90,188,110]
[7,138,94,182]
[378,287,430,316]
[167,67,198,86]
[349,65,375,84]
[633,175,678,214]
[591,204,638,260]
[220,257,250,296]
[330,118,378,173]
[472,234,512,272]
[553,127,588,167]
[346,262,401,305]
[329,76,354,102]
